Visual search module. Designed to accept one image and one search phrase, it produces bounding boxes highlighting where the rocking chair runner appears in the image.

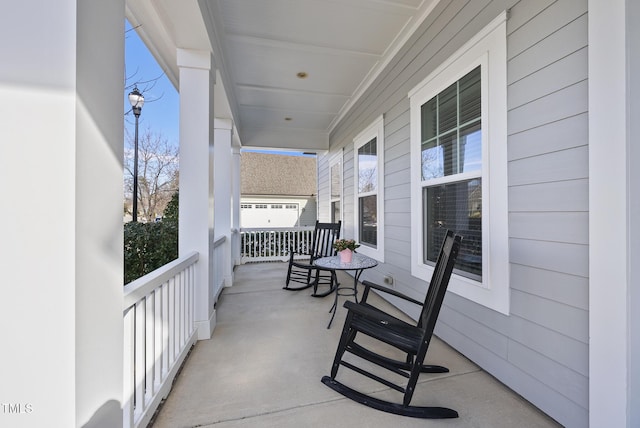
[321,229,462,418]
[284,220,341,296]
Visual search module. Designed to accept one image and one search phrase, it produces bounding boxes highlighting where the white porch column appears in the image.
[588,0,638,426]
[214,118,234,288]
[0,1,125,427]
[232,146,242,265]
[178,49,217,340]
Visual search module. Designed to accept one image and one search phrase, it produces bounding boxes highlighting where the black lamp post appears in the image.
[128,87,144,222]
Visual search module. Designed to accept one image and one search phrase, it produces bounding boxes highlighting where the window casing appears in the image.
[409,13,509,314]
[354,116,384,261]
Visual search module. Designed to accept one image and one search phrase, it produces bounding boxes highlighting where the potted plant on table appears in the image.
[333,239,360,263]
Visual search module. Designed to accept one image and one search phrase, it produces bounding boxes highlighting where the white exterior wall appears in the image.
[0,1,125,427]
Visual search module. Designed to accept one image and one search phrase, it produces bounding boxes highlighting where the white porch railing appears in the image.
[123,251,199,428]
[240,226,314,263]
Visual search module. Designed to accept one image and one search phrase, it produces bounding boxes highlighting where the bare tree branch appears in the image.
[124,127,179,221]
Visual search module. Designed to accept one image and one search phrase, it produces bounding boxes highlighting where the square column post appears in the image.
[178,49,217,340]
[588,0,637,426]
[232,146,242,265]
[213,118,234,290]
[1,1,125,426]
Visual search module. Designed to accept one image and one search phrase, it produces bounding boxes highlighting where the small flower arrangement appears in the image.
[333,239,360,252]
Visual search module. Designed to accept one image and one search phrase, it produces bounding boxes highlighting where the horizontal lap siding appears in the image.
[320,0,588,426]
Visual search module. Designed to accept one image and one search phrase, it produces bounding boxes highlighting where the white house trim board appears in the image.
[588,0,634,426]
[409,13,509,315]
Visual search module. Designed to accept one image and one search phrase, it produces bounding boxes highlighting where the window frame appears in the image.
[409,12,509,314]
[353,115,385,262]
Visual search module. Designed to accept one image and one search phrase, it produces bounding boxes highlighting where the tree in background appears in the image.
[124,126,179,222]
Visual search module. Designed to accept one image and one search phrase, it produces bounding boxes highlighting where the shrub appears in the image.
[124,192,179,284]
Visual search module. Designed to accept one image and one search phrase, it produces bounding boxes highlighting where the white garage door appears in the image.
[241,203,300,227]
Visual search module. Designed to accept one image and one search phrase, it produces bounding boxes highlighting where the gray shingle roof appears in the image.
[241,152,317,196]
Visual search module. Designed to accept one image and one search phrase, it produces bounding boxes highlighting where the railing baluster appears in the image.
[123,307,135,428]
[169,276,176,362]
[179,270,186,347]
[162,282,169,378]
[175,272,181,350]
[134,300,146,419]
[154,288,163,390]
[145,293,155,401]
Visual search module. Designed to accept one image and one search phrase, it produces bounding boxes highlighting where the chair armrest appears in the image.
[288,247,311,261]
[361,280,423,307]
[343,300,413,328]
[343,299,395,320]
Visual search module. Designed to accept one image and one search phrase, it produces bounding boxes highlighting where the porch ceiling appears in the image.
[126,0,437,152]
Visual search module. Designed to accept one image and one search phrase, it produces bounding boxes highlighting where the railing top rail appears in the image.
[240,226,315,232]
[123,251,199,310]
[213,235,226,248]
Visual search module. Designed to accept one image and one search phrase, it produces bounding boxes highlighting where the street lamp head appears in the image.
[128,87,145,117]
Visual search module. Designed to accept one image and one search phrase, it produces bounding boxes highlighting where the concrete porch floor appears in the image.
[151,262,561,428]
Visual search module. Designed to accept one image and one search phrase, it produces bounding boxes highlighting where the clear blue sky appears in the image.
[124,21,179,147]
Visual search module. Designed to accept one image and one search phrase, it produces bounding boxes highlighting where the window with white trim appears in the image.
[409,13,509,314]
[354,115,384,261]
[330,152,343,224]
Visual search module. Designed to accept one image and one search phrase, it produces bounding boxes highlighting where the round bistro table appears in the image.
[314,253,378,328]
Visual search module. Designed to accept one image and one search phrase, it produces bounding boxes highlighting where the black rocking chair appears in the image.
[321,229,462,418]
[284,220,341,296]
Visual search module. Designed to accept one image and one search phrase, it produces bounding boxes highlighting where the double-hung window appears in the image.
[421,66,482,279]
[409,13,509,314]
[354,116,384,261]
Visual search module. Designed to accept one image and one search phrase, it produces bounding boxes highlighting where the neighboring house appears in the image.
[240,151,317,228]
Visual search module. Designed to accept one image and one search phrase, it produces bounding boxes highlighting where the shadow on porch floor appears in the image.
[150,262,560,428]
